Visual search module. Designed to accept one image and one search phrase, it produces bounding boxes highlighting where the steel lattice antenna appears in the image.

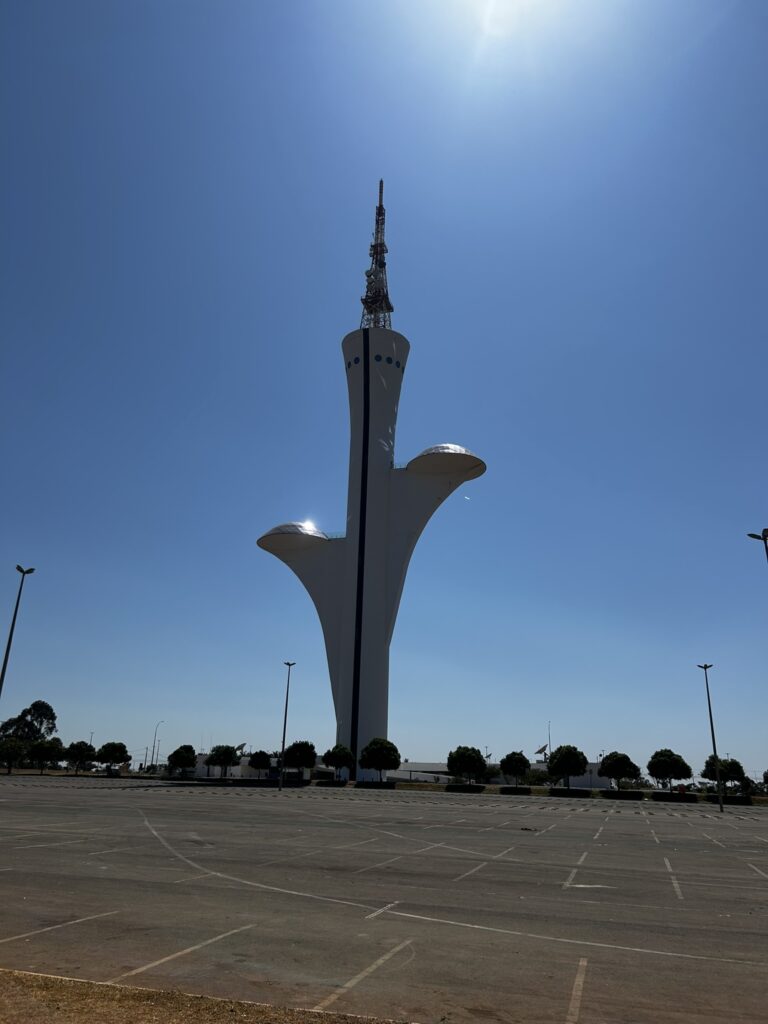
[360,179,394,330]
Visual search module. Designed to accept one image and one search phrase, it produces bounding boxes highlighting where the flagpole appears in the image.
[547,721,551,760]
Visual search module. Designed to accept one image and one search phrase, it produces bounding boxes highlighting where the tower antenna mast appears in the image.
[361,179,394,330]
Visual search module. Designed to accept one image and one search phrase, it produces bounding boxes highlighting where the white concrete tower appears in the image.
[258,183,485,777]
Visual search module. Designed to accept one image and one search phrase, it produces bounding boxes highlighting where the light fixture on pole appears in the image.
[0,565,36,705]
[747,528,768,567]
[279,661,295,793]
[697,663,723,814]
[150,720,164,773]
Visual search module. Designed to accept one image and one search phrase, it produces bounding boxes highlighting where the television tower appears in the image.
[361,180,393,330]
[258,182,485,779]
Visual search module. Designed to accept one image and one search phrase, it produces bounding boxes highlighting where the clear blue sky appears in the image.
[1,0,766,776]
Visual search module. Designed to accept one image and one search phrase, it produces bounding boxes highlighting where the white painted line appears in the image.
[0,868,13,872]
[747,863,768,879]
[754,836,768,844]
[650,830,660,844]
[0,833,46,843]
[577,851,588,866]
[386,908,762,966]
[562,869,578,890]
[0,910,120,946]
[454,861,487,882]
[354,855,403,875]
[312,938,413,1012]
[703,832,725,848]
[537,824,556,835]
[592,827,603,840]
[172,871,215,884]
[365,901,399,920]
[140,812,375,913]
[86,848,131,857]
[566,957,588,1023]
[15,839,87,850]
[664,857,684,900]
[332,837,379,850]
[106,923,255,983]
[491,845,515,860]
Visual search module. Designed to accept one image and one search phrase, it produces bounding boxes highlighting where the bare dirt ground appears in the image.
[0,970,404,1024]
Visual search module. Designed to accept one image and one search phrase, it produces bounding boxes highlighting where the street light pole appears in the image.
[0,565,36,705]
[697,663,723,814]
[149,720,164,773]
[279,661,295,793]
[747,528,768,567]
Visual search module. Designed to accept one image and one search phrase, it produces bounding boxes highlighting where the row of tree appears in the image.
[447,743,756,792]
[166,737,403,780]
[0,700,130,775]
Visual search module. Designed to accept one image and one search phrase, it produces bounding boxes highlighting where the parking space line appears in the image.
[354,855,403,874]
[312,938,413,1011]
[454,862,487,882]
[562,869,578,889]
[171,871,215,884]
[747,863,768,879]
[650,830,660,844]
[565,958,588,1023]
[87,848,131,857]
[664,857,684,900]
[386,908,762,965]
[15,839,88,850]
[537,824,556,835]
[592,827,603,840]
[365,901,399,920]
[492,845,516,860]
[0,910,120,946]
[702,833,725,848]
[332,837,379,849]
[106,923,256,983]
[577,852,588,866]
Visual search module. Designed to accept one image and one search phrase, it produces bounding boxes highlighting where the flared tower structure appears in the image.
[258,183,485,778]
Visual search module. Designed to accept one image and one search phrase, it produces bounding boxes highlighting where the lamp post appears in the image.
[278,661,295,792]
[747,528,768,567]
[697,663,723,813]
[149,720,164,773]
[0,566,35,705]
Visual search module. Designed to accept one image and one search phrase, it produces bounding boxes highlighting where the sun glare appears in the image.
[475,0,561,38]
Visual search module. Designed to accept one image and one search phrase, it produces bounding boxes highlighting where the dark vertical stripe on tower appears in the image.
[350,329,370,778]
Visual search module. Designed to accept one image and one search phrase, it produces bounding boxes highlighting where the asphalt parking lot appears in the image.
[0,778,766,1023]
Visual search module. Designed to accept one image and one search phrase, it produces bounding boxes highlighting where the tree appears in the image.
[0,700,57,744]
[499,751,530,786]
[204,744,240,778]
[28,737,64,774]
[0,738,27,774]
[359,738,401,781]
[96,741,130,771]
[66,740,96,775]
[647,749,692,790]
[283,740,317,771]
[702,755,745,792]
[598,751,641,791]
[548,745,588,789]
[248,749,271,775]
[322,744,355,780]
[446,745,487,784]
[167,744,197,777]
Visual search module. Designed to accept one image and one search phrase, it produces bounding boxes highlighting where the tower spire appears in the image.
[360,179,394,330]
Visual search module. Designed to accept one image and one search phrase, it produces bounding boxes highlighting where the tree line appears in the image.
[166,737,403,780]
[0,701,130,775]
[446,743,759,793]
